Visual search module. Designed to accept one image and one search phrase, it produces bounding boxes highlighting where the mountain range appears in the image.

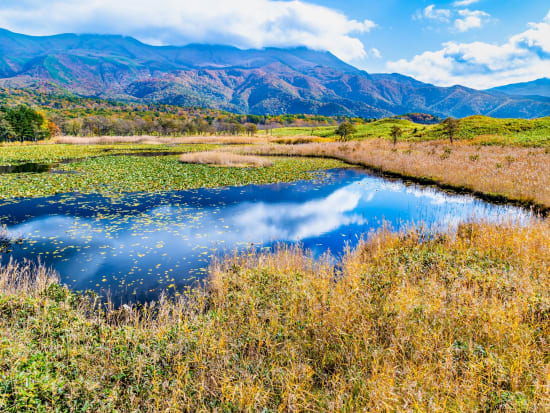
[488,78,550,99]
[0,28,549,119]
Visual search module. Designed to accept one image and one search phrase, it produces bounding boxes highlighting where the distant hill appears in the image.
[488,78,550,98]
[0,29,549,119]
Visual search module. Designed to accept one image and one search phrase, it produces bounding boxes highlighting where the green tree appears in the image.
[390,126,403,146]
[0,112,15,142]
[66,119,83,136]
[245,123,258,136]
[335,122,357,141]
[441,117,460,144]
[4,106,50,141]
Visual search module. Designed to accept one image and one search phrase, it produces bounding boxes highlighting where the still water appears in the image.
[0,168,531,303]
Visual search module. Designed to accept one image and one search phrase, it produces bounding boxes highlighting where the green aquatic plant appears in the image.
[0,144,347,198]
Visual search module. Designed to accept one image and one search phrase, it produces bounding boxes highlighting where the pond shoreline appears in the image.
[0,166,530,303]
[254,151,548,216]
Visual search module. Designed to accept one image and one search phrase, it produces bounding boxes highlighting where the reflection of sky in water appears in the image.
[0,168,532,303]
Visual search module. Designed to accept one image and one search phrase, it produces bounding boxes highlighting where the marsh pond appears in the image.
[0,167,531,303]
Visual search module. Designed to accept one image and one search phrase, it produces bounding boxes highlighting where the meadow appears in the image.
[273,116,550,146]
[0,117,549,411]
[238,139,550,211]
[1,220,549,411]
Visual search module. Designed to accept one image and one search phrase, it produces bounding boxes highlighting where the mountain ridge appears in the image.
[488,78,550,99]
[0,28,548,118]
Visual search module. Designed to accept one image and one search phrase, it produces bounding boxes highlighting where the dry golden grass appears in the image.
[55,135,269,145]
[272,136,334,145]
[237,139,550,209]
[206,220,550,411]
[1,220,550,411]
[0,260,57,296]
[179,151,273,167]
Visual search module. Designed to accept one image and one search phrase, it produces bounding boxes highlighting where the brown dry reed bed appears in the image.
[55,135,269,145]
[1,220,549,411]
[55,135,329,146]
[236,139,550,211]
[179,151,273,167]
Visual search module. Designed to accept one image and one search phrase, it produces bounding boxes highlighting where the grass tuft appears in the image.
[1,221,550,411]
[179,151,273,167]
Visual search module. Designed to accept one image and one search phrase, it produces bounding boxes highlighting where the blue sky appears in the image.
[0,0,549,88]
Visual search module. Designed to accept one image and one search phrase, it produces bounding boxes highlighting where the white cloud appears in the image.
[453,0,480,7]
[387,10,550,89]
[0,0,376,61]
[454,9,490,32]
[370,47,381,58]
[416,5,451,22]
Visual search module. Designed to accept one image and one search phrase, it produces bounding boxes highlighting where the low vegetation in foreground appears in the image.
[1,220,549,411]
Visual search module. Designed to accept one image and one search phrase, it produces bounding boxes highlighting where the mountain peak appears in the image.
[0,29,549,118]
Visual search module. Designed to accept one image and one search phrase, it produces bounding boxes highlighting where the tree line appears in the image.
[49,115,262,137]
[0,106,365,140]
[0,106,58,142]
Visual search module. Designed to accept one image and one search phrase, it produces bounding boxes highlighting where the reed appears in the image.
[0,260,57,296]
[237,139,550,209]
[179,151,273,167]
[1,220,549,411]
[55,135,268,145]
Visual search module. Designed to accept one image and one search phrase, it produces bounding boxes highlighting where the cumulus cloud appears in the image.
[454,9,490,32]
[453,0,480,7]
[370,47,381,58]
[415,5,451,22]
[388,10,550,89]
[414,3,491,34]
[0,0,376,61]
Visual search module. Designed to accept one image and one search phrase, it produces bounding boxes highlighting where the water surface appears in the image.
[0,168,530,303]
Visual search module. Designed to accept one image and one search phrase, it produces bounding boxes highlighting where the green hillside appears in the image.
[274,116,550,146]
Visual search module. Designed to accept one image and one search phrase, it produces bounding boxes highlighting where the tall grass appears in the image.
[55,135,332,146]
[0,260,56,295]
[237,139,550,209]
[179,151,273,167]
[1,220,550,411]
[55,135,268,145]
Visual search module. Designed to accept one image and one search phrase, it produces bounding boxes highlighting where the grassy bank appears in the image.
[1,220,549,411]
[54,135,271,146]
[238,139,550,210]
[273,116,550,146]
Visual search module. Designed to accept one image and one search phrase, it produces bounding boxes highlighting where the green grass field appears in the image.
[272,116,550,146]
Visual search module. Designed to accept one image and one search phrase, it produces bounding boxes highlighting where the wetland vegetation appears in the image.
[1,220,549,411]
[0,113,549,411]
[0,144,346,198]
[238,139,550,211]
